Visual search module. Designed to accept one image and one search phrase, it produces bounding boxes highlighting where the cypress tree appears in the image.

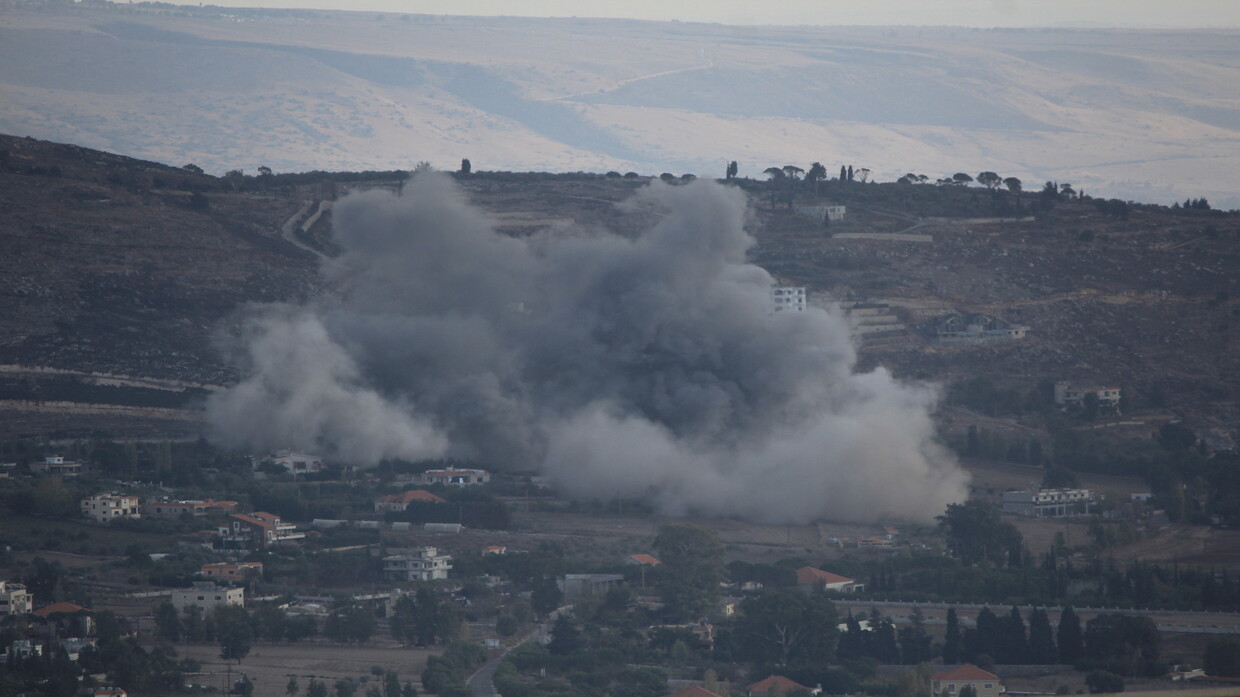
[1028,608,1057,664]
[943,607,962,664]
[1057,606,1084,664]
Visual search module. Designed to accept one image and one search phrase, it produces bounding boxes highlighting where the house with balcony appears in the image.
[31,456,83,477]
[0,581,31,616]
[383,547,453,582]
[931,665,1004,697]
[170,582,244,614]
[81,493,141,523]
[411,466,490,487]
[1002,487,1093,518]
[218,511,304,549]
[144,498,237,518]
[1054,381,1122,412]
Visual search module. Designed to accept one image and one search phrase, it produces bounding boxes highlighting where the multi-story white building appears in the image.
[383,547,452,582]
[771,286,807,313]
[170,582,245,614]
[81,493,141,523]
[0,581,32,616]
[1002,487,1093,518]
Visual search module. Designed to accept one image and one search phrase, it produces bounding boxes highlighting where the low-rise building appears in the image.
[81,493,141,523]
[411,466,490,487]
[934,313,1028,344]
[252,450,327,476]
[374,489,446,513]
[218,512,304,549]
[626,553,661,567]
[0,581,32,615]
[748,675,820,696]
[31,456,83,477]
[561,573,625,601]
[1054,381,1122,411]
[6,639,42,662]
[931,665,1004,697]
[201,561,263,580]
[170,582,244,613]
[384,547,453,582]
[1002,487,1093,518]
[795,567,863,593]
[144,498,237,518]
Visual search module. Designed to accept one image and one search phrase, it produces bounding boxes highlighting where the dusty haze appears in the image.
[207,174,969,523]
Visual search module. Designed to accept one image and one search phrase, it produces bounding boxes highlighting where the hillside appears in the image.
[0,134,1237,450]
[3,2,1240,206]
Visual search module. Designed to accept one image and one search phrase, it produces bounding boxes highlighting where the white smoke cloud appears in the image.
[207,172,968,523]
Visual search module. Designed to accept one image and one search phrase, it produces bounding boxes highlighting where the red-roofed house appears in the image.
[747,675,820,696]
[33,602,87,617]
[35,602,92,638]
[795,567,863,593]
[218,512,304,549]
[931,665,1004,697]
[374,489,447,513]
[627,554,661,566]
[668,687,724,697]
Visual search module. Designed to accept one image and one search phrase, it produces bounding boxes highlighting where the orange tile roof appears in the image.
[668,687,725,697]
[35,602,88,616]
[629,553,661,565]
[748,675,810,693]
[795,566,853,585]
[379,489,446,504]
[231,513,274,528]
[932,665,1001,682]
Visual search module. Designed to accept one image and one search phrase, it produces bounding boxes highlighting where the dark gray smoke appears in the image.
[207,173,968,523]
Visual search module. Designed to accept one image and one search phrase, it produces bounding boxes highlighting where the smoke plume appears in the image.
[207,173,968,523]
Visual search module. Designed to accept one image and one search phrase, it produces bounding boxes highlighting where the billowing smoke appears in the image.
[207,173,968,523]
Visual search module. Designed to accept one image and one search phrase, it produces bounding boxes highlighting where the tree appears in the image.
[1084,614,1159,676]
[997,606,1028,664]
[182,163,205,175]
[1085,670,1123,693]
[155,601,182,642]
[781,165,805,180]
[1003,177,1023,203]
[1057,606,1083,665]
[977,171,1001,190]
[937,500,1023,566]
[855,167,871,183]
[943,607,962,664]
[390,595,417,645]
[32,476,77,518]
[898,606,932,664]
[1204,637,1240,677]
[734,588,838,666]
[726,161,738,180]
[287,677,300,696]
[653,523,724,621]
[764,167,786,181]
[384,671,402,697]
[847,165,854,181]
[530,577,563,617]
[308,680,329,697]
[459,159,471,175]
[807,162,827,185]
[839,165,847,181]
[1028,608,1057,664]
[215,606,253,662]
[952,172,974,186]
[547,615,581,656]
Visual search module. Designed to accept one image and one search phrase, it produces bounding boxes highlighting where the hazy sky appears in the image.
[163,0,1240,28]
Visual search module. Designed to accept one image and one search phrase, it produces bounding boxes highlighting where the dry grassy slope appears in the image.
[3,5,1240,206]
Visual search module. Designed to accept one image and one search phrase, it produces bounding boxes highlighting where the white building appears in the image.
[411,467,490,487]
[771,286,807,313]
[31,456,83,477]
[1002,487,1093,518]
[383,547,453,582]
[0,581,32,615]
[1054,381,1122,411]
[6,639,42,662]
[170,582,245,613]
[252,450,327,476]
[218,511,304,549]
[81,493,141,523]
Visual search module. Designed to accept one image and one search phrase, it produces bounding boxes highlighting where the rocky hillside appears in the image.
[1,134,1237,445]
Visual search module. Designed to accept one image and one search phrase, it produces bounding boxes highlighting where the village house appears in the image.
[170,582,244,614]
[771,285,807,313]
[931,665,1004,697]
[373,489,446,513]
[795,566,863,593]
[1054,381,1122,411]
[201,561,263,580]
[218,511,304,549]
[0,580,32,615]
[6,639,42,662]
[383,547,453,582]
[626,553,661,567]
[31,455,83,477]
[143,497,237,518]
[409,466,490,487]
[1002,487,1093,518]
[80,493,141,523]
[561,573,625,601]
[482,545,507,556]
[34,602,93,638]
[252,450,328,477]
[747,675,821,696]
[934,313,1028,344]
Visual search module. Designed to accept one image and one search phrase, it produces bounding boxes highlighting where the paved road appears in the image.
[467,610,564,697]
